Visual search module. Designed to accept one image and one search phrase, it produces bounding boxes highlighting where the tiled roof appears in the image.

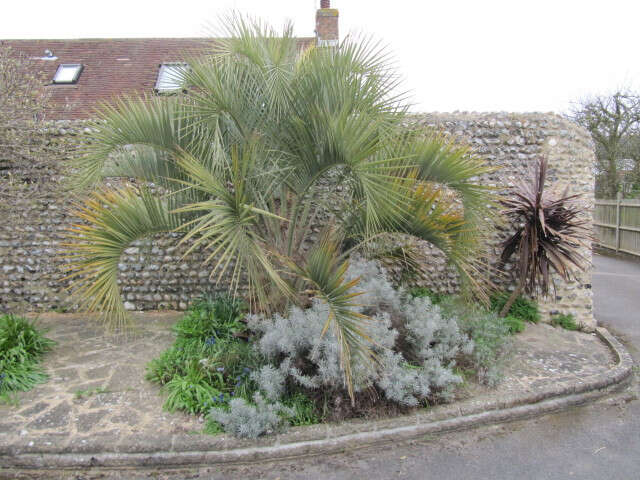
[1,37,316,120]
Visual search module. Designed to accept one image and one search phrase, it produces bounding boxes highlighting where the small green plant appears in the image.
[409,287,447,305]
[146,295,261,417]
[173,294,246,341]
[74,387,109,399]
[203,418,224,435]
[164,364,224,414]
[551,313,579,331]
[282,392,321,427]
[502,315,525,334]
[0,314,55,395]
[0,391,20,407]
[490,293,540,323]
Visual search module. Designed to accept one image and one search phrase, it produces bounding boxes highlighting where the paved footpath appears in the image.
[1,253,638,479]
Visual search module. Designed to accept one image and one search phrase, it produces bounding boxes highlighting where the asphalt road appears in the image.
[193,253,640,480]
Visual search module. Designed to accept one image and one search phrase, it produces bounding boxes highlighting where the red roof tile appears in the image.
[1,37,315,119]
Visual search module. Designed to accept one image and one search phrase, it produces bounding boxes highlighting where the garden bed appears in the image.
[0,310,615,458]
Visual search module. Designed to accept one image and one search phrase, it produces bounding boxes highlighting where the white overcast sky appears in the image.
[2,0,639,113]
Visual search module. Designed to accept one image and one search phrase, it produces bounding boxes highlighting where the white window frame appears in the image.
[53,64,83,84]
[155,63,189,93]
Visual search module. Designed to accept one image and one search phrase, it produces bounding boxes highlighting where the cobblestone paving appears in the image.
[0,314,615,455]
[0,313,200,454]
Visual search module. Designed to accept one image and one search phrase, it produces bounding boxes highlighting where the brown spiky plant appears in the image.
[499,158,591,317]
[63,16,495,401]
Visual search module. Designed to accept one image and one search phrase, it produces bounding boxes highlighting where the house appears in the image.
[0,1,339,120]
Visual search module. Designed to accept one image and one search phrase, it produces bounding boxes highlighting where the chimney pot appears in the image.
[321,0,330,8]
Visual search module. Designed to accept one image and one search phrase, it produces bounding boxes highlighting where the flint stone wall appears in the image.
[0,113,596,328]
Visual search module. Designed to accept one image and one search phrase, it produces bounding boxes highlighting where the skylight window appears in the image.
[53,64,83,84]
[155,63,188,93]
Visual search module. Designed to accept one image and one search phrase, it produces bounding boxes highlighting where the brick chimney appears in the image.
[316,1,339,47]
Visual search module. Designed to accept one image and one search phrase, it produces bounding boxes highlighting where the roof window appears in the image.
[155,63,188,93]
[53,64,83,84]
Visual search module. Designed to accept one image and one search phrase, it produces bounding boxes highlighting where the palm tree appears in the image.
[64,17,493,399]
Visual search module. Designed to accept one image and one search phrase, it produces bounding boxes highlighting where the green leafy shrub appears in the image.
[282,392,321,426]
[441,300,512,387]
[146,295,262,415]
[551,313,579,331]
[490,293,540,323]
[174,295,245,341]
[0,361,48,393]
[164,362,225,414]
[0,314,55,395]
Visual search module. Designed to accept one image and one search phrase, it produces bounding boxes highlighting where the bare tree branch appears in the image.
[570,90,640,198]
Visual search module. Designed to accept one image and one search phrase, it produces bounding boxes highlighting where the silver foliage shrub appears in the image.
[208,392,293,439]
[248,301,395,393]
[344,256,405,313]
[210,259,509,438]
[403,296,474,362]
[251,364,287,401]
[248,258,473,408]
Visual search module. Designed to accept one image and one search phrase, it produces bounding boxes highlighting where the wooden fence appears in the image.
[594,197,640,256]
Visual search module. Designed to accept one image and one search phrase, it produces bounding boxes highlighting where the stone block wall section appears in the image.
[0,113,596,328]
[411,113,595,328]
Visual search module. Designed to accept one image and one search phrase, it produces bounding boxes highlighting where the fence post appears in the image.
[615,191,622,252]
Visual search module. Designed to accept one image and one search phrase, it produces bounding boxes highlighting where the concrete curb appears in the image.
[2,327,634,471]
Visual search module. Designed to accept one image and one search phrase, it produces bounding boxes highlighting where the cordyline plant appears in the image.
[499,158,590,317]
[63,16,493,400]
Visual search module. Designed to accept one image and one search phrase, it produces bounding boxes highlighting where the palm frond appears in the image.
[63,187,182,330]
[173,146,293,311]
[286,235,376,404]
[72,95,193,189]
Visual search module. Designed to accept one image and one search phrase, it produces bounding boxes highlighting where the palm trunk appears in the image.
[499,280,525,317]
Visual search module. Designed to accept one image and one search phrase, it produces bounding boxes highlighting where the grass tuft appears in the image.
[490,292,540,323]
[74,387,109,399]
[0,314,55,396]
[550,313,579,331]
[282,391,321,426]
[502,315,525,334]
